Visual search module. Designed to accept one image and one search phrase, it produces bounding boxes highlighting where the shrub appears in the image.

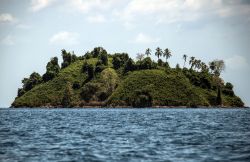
[131,90,152,108]
[80,83,101,102]
[72,81,81,90]
[81,61,89,73]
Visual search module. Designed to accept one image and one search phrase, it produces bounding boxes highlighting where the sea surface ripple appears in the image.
[0,108,250,162]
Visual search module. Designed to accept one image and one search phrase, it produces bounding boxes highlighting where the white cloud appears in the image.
[1,35,15,45]
[70,0,118,13]
[225,55,249,70]
[0,13,15,23]
[49,31,79,45]
[86,14,106,23]
[132,33,160,44]
[115,0,250,25]
[30,0,55,12]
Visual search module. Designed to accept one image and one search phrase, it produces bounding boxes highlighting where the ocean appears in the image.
[0,108,250,162]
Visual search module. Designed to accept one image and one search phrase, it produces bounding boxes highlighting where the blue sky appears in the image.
[0,0,250,107]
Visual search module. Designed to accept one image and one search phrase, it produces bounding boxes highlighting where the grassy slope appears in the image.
[12,58,244,107]
[108,70,209,107]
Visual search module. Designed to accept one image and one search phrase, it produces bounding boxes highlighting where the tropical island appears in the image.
[12,47,244,108]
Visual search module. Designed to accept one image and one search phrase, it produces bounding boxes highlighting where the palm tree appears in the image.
[163,48,172,62]
[201,62,208,73]
[195,59,201,71]
[155,47,163,61]
[189,56,195,70]
[209,61,216,74]
[183,54,187,68]
[145,48,151,57]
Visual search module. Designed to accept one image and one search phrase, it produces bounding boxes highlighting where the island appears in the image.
[12,47,244,108]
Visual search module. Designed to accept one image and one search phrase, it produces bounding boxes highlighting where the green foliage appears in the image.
[131,90,152,108]
[80,82,101,102]
[91,47,107,58]
[87,64,94,79]
[22,72,42,92]
[108,70,208,107]
[72,81,80,90]
[61,82,73,107]
[100,68,119,94]
[112,53,129,69]
[225,82,233,90]
[209,60,225,76]
[112,56,122,69]
[84,52,92,59]
[61,49,72,69]
[12,48,244,108]
[163,48,172,62]
[18,88,25,97]
[81,60,89,73]
[99,51,108,66]
[223,82,234,96]
[145,48,151,57]
[158,59,164,66]
[124,58,136,73]
[155,47,163,60]
[138,57,154,70]
[42,57,60,82]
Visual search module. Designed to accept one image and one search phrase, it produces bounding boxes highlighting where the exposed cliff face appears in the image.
[12,52,244,108]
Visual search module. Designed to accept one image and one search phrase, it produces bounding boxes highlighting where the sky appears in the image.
[0,0,250,107]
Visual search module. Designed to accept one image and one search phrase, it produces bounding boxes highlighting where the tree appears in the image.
[155,47,163,61]
[216,86,222,106]
[189,56,195,70]
[72,81,80,90]
[71,53,77,63]
[87,64,94,79]
[176,63,180,70]
[99,51,108,66]
[17,88,25,97]
[209,61,216,73]
[209,59,225,105]
[81,60,89,73]
[112,56,122,69]
[61,49,72,68]
[209,60,225,76]
[91,47,107,58]
[145,48,151,57]
[225,82,233,90]
[80,82,101,102]
[183,54,188,68]
[194,59,201,71]
[163,48,172,62]
[21,72,42,92]
[136,53,145,61]
[61,82,73,107]
[131,90,152,108]
[42,57,60,82]
[95,61,105,73]
[101,68,119,95]
[140,57,153,70]
[84,51,92,59]
[201,62,208,73]
[124,58,136,73]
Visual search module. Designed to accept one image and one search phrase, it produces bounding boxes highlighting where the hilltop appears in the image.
[12,47,244,108]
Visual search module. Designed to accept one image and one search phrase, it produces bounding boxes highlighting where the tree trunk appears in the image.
[216,86,222,106]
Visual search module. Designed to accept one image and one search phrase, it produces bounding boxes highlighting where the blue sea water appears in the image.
[0,108,250,162]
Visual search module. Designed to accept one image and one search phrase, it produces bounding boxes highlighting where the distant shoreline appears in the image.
[11,105,248,109]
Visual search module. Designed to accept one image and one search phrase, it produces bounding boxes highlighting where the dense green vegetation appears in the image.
[12,47,244,108]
